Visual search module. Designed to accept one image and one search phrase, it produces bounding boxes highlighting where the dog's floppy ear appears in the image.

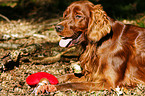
[87,4,111,42]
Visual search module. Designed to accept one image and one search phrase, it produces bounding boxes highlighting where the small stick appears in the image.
[32,47,76,63]
[0,14,11,23]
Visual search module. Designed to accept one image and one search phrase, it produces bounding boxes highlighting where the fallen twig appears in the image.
[0,14,11,23]
[32,47,76,64]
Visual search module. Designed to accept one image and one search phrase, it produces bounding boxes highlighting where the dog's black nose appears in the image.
[55,25,64,32]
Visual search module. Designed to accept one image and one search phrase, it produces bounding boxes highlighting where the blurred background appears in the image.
[0,0,144,20]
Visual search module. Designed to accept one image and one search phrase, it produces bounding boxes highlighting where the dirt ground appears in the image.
[0,19,145,96]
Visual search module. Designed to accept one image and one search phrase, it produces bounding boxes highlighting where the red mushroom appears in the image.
[26,72,58,87]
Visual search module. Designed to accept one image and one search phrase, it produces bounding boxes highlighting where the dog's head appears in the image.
[55,1,111,47]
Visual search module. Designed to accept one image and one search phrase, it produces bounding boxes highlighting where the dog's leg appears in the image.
[35,73,86,94]
[36,73,112,93]
[48,82,110,92]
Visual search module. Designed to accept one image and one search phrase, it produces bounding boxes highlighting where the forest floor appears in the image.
[0,15,145,96]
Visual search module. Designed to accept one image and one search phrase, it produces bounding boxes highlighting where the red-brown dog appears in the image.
[38,1,145,93]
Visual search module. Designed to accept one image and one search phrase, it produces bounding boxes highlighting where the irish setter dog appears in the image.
[39,1,145,93]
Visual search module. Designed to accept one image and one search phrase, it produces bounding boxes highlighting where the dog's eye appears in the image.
[64,14,67,17]
[75,15,82,19]
[63,14,67,18]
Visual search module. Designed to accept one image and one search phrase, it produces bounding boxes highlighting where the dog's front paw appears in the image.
[32,78,57,95]
[47,85,57,92]
[34,84,57,95]
[35,84,48,95]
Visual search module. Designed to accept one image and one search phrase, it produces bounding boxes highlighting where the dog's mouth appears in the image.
[59,32,83,47]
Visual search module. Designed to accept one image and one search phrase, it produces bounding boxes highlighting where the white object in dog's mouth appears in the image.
[59,37,72,47]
